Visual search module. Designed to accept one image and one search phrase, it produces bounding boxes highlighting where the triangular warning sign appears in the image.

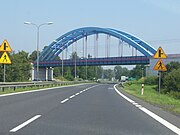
[0,52,12,64]
[153,47,167,59]
[153,59,167,71]
[0,40,12,52]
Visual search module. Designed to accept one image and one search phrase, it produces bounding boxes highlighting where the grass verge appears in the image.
[117,82,180,116]
[0,83,74,95]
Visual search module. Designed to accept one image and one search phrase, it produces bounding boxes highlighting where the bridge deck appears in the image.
[35,56,149,67]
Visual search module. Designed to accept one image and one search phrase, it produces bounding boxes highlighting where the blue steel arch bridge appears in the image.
[32,27,156,80]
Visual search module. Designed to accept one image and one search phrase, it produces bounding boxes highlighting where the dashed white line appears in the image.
[60,84,100,104]
[75,93,79,96]
[61,98,69,104]
[114,84,180,135]
[10,115,41,132]
[69,95,75,99]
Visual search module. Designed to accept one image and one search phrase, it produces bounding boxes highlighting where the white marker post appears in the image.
[141,84,144,95]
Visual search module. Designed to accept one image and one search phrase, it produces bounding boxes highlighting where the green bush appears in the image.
[163,68,180,93]
[168,91,180,99]
[144,76,158,85]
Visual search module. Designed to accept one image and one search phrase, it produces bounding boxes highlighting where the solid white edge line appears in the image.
[114,84,180,135]
[61,98,69,104]
[135,105,142,108]
[133,102,138,105]
[10,115,41,132]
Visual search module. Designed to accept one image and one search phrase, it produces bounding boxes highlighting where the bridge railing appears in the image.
[0,81,88,93]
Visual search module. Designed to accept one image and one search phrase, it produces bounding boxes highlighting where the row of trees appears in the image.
[0,51,31,82]
[0,49,146,82]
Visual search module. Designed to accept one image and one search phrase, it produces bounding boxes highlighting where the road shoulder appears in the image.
[115,84,180,129]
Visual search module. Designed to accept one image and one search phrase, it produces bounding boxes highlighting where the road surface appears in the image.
[0,84,179,135]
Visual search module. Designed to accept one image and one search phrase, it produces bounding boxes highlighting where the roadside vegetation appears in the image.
[117,61,180,115]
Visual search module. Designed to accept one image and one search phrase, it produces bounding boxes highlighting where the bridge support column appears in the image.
[48,67,53,81]
[33,66,53,81]
[39,67,46,81]
[45,67,48,81]
[31,66,35,81]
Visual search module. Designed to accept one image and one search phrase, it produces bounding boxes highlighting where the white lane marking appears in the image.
[60,84,100,104]
[140,107,180,135]
[75,93,79,96]
[79,91,83,94]
[113,87,135,103]
[0,83,85,97]
[61,98,69,104]
[69,95,75,99]
[114,84,180,135]
[133,102,138,105]
[10,115,41,132]
[135,104,142,108]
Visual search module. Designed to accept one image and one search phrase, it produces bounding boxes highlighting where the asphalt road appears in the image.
[0,83,179,135]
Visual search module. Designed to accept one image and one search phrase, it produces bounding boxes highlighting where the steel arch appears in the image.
[39,27,156,61]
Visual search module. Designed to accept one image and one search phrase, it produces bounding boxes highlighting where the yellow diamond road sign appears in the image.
[153,59,167,71]
[153,47,167,59]
[0,39,12,52]
[0,52,12,64]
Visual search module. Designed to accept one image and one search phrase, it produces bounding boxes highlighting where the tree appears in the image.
[166,61,180,73]
[4,51,31,82]
[64,67,74,81]
[103,69,114,81]
[163,68,180,92]
[161,61,180,91]
[29,50,38,62]
[114,66,129,80]
[129,65,145,79]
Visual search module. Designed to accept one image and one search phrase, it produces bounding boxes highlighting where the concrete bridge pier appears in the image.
[32,66,53,81]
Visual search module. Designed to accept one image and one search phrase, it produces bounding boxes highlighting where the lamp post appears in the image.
[62,49,64,78]
[24,21,53,80]
[75,51,77,79]
[142,68,144,78]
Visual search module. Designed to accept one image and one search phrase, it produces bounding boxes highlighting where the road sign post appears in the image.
[158,71,162,94]
[153,46,167,94]
[3,64,6,82]
[0,39,12,82]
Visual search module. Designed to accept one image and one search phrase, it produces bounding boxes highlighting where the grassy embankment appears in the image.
[117,81,180,116]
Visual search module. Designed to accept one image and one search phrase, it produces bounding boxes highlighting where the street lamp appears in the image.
[24,21,53,81]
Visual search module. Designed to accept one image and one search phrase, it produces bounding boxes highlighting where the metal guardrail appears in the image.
[0,81,86,92]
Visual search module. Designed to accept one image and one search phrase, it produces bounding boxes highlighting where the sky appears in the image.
[0,0,180,56]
